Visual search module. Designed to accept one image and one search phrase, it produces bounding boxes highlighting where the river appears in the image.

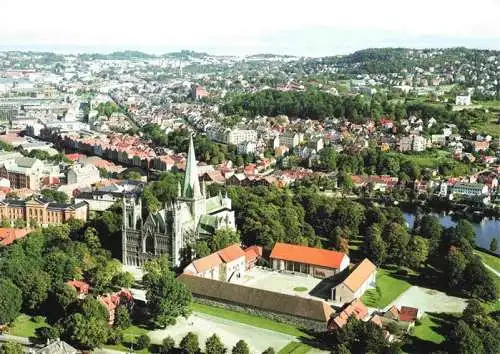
[403,212,500,255]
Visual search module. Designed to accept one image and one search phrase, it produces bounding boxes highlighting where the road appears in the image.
[483,262,500,278]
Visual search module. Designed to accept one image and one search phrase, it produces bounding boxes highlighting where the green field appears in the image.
[413,314,446,344]
[103,325,149,353]
[361,268,412,308]
[471,119,500,137]
[476,249,500,273]
[191,302,310,338]
[8,314,48,338]
[278,341,312,354]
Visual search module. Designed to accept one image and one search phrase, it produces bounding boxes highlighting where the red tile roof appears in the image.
[66,280,90,294]
[218,244,245,263]
[330,299,368,329]
[244,245,262,263]
[342,258,376,292]
[399,306,419,322]
[0,228,30,246]
[270,242,346,269]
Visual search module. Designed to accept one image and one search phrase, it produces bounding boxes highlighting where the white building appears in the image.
[226,129,257,145]
[183,244,246,282]
[455,95,471,106]
[431,135,447,146]
[279,132,300,148]
[452,182,488,197]
[237,141,257,155]
[332,258,376,305]
[67,163,100,186]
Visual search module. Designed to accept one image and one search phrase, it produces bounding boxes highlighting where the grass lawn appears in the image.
[278,341,312,354]
[293,287,308,292]
[471,119,500,137]
[413,314,446,344]
[475,249,500,273]
[404,313,460,353]
[191,302,311,338]
[103,324,149,353]
[8,314,48,338]
[361,268,412,309]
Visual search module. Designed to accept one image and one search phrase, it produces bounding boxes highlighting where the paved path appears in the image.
[482,262,500,278]
[0,334,32,346]
[383,286,468,314]
[149,312,295,354]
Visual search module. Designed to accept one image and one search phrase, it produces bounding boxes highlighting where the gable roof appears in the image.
[270,242,346,269]
[399,306,419,322]
[218,244,245,263]
[178,273,334,323]
[192,252,223,273]
[341,258,376,293]
[331,299,368,329]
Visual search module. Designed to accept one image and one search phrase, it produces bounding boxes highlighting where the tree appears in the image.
[180,332,199,354]
[111,271,135,289]
[21,270,51,310]
[462,257,497,301]
[445,248,467,289]
[364,224,387,266]
[418,215,442,239]
[455,220,476,245]
[382,222,409,265]
[0,278,22,325]
[63,313,109,349]
[40,189,68,204]
[142,256,192,327]
[13,218,26,229]
[232,340,250,354]
[135,334,151,350]
[83,227,101,251]
[447,320,485,354]
[262,348,275,354]
[54,283,78,311]
[192,240,211,258]
[0,342,23,354]
[210,228,240,252]
[406,236,429,269]
[205,334,226,354]
[114,305,131,329]
[160,336,175,353]
[489,238,498,252]
[36,326,60,342]
[80,297,109,323]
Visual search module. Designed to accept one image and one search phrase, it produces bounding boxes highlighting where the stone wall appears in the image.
[193,296,326,333]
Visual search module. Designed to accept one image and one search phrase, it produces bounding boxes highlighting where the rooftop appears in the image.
[270,242,346,270]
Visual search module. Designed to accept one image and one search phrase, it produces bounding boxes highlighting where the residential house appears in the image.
[331,258,376,304]
[67,163,100,186]
[328,299,368,330]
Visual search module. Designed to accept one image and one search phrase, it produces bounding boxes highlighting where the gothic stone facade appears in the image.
[121,136,236,267]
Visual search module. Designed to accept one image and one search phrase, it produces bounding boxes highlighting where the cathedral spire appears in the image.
[182,133,201,199]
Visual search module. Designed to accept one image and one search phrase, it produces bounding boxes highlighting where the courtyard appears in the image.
[387,286,468,313]
[241,267,337,301]
[148,312,296,353]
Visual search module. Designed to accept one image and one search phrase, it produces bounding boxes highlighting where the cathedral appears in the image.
[121,135,236,267]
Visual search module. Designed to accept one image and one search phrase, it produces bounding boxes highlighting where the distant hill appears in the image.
[162,50,210,59]
[78,51,156,60]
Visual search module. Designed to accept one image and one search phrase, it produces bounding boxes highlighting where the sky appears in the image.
[2,0,500,56]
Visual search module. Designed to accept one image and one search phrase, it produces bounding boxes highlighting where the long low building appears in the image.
[178,273,334,331]
[0,198,88,226]
[270,242,350,278]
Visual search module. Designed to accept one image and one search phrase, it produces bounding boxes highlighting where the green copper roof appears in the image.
[182,134,201,199]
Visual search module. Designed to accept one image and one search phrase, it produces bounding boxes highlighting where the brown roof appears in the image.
[192,252,223,273]
[330,299,368,329]
[342,258,376,293]
[385,305,400,320]
[270,242,347,270]
[178,274,334,323]
[218,244,245,263]
[399,306,419,322]
[0,228,30,246]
